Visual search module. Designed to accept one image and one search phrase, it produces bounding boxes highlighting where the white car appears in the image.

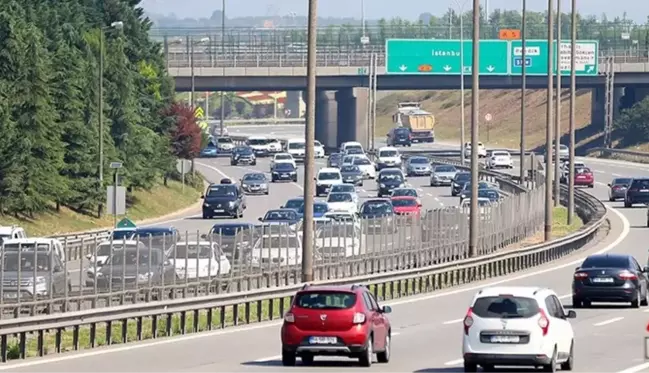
[487,150,513,169]
[85,240,148,286]
[286,138,306,162]
[329,183,357,196]
[376,146,402,170]
[464,142,487,158]
[247,136,271,155]
[462,286,576,372]
[314,140,325,158]
[315,167,343,197]
[267,138,283,153]
[270,153,296,170]
[352,156,376,179]
[215,137,235,152]
[248,234,302,267]
[326,192,358,214]
[315,235,363,260]
[167,241,231,279]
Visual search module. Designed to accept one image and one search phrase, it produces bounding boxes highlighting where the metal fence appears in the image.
[0,177,545,319]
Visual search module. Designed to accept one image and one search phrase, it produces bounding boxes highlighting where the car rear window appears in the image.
[472,296,540,318]
[295,291,357,309]
[631,179,649,189]
[581,256,629,269]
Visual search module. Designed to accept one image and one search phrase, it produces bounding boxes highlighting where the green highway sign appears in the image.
[510,40,598,76]
[116,218,136,229]
[385,39,598,76]
[385,39,510,75]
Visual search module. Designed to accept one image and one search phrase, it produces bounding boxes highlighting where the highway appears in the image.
[5,125,649,372]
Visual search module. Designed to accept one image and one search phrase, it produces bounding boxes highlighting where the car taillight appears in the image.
[618,270,638,281]
[612,186,620,190]
[538,309,550,336]
[463,308,473,335]
[574,272,588,279]
[284,312,295,323]
[352,312,366,324]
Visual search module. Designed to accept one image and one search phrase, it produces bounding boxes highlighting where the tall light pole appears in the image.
[190,37,210,109]
[519,0,527,183]
[220,0,226,136]
[554,0,562,207]
[99,21,124,185]
[302,0,317,283]
[454,0,469,164]
[568,0,577,224]
[469,0,480,258]
[544,0,554,241]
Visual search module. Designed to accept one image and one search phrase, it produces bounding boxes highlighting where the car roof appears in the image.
[585,253,631,260]
[632,177,649,181]
[99,239,142,246]
[0,226,21,235]
[390,196,417,200]
[318,167,340,173]
[211,223,253,228]
[363,198,391,204]
[275,153,292,157]
[313,201,328,205]
[475,286,549,299]
[378,146,398,151]
[3,238,56,245]
[243,172,265,177]
[267,208,298,213]
[299,284,360,293]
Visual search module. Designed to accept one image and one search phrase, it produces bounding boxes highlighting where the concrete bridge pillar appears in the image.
[285,91,302,118]
[315,90,338,149]
[336,88,368,147]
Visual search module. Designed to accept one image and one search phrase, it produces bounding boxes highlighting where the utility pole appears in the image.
[603,56,615,148]
[544,0,555,241]
[519,0,527,183]
[568,0,577,225]
[554,0,562,207]
[219,0,226,136]
[301,0,317,283]
[469,0,480,258]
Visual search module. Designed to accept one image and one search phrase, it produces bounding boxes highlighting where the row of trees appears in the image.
[614,96,649,147]
[0,0,202,217]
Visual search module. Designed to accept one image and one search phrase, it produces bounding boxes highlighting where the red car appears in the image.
[390,196,421,216]
[574,167,594,188]
[281,284,393,367]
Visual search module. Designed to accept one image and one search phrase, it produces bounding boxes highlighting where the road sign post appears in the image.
[176,159,191,192]
[108,162,124,228]
[485,113,493,142]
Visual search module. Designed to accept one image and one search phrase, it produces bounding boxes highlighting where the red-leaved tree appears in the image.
[165,102,202,159]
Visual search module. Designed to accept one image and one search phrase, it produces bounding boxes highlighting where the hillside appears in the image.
[376,89,603,153]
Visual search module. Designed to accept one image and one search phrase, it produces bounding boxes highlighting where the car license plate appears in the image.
[577,176,585,179]
[642,189,649,192]
[309,336,337,344]
[592,277,614,283]
[281,174,288,177]
[214,209,225,213]
[490,335,520,343]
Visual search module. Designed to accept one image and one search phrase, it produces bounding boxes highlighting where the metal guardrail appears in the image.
[587,147,649,164]
[0,183,605,361]
[208,118,305,125]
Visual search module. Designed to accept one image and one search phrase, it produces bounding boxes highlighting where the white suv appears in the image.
[315,168,343,197]
[487,151,513,169]
[462,286,576,372]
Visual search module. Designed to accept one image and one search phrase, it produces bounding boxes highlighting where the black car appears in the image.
[240,173,269,195]
[95,247,176,291]
[230,146,256,166]
[359,199,395,233]
[201,183,246,219]
[451,172,471,196]
[258,209,301,225]
[377,173,404,197]
[202,223,255,259]
[328,153,343,168]
[271,162,298,182]
[340,165,363,186]
[478,188,501,202]
[573,254,649,308]
[624,177,649,207]
[388,127,412,147]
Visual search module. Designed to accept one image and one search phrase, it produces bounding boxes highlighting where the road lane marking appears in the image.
[4,201,629,368]
[426,193,433,197]
[252,355,281,362]
[612,173,621,176]
[444,359,463,366]
[434,197,439,201]
[593,316,624,326]
[442,318,463,325]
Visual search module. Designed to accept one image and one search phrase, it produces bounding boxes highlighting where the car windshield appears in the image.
[379,174,403,182]
[576,168,591,174]
[361,202,393,215]
[353,158,371,165]
[235,147,253,155]
[462,199,492,207]
[379,150,398,157]
[95,243,136,256]
[263,210,297,221]
[392,189,417,197]
[168,244,213,259]
[299,204,328,214]
[435,165,457,173]
[217,138,232,143]
[455,173,471,182]
[330,153,341,161]
[248,139,267,145]
[288,142,305,149]
[276,154,292,160]
[318,172,340,180]
[295,291,357,310]
[479,190,500,200]
[111,230,135,240]
[492,152,509,157]
[559,145,569,151]
[342,156,355,164]
[328,193,353,203]
[581,256,629,269]
[207,185,236,197]
[613,178,631,185]
[284,199,304,209]
[2,252,53,271]
[392,198,417,207]
[106,250,162,266]
[409,158,429,164]
[346,148,363,154]
[243,174,265,181]
[210,225,251,236]
[2,243,52,252]
[257,236,300,249]
[463,182,489,191]
[314,141,322,147]
[341,165,360,173]
[331,185,355,193]
[631,179,649,189]
[472,296,540,319]
[275,163,296,171]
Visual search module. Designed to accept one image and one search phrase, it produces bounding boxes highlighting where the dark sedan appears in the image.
[258,209,301,225]
[608,177,631,201]
[240,173,269,195]
[624,178,649,207]
[451,172,471,196]
[202,223,255,259]
[271,162,298,182]
[340,165,363,186]
[327,153,343,168]
[478,188,501,202]
[230,146,256,166]
[95,247,176,291]
[572,253,649,308]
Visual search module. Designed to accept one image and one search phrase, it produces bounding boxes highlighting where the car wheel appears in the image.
[251,161,257,166]
[560,341,574,371]
[609,196,615,202]
[358,337,373,367]
[230,162,235,166]
[642,290,648,306]
[202,213,210,219]
[281,350,296,366]
[582,300,591,308]
[625,201,632,208]
[588,184,594,188]
[571,297,582,308]
[542,346,557,372]
[482,364,496,372]
[301,354,314,365]
[463,362,478,372]
[632,290,641,308]
[265,191,269,195]
[376,334,390,363]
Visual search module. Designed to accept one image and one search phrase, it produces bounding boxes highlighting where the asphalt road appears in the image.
[7,127,649,372]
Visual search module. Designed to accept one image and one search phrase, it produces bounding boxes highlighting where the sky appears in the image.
[140,0,647,23]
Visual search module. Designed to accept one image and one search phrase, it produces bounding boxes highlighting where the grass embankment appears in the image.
[0,179,203,236]
[517,206,584,247]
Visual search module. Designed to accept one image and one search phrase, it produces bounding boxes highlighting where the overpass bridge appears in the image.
[167,50,649,149]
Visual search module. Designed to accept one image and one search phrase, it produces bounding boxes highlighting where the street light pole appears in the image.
[457,0,468,165]
[568,0,577,224]
[544,0,555,241]
[220,0,226,136]
[519,0,527,184]
[302,0,317,283]
[469,0,480,258]
[554,0,562,207]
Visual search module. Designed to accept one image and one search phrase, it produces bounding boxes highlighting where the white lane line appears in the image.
[612,173,621,176]
[444,359,463,366]
[252,355,281,362]
[593,316,624,327]
[442,318,463,325]
[4,205,629,369]
[360,189,367,193]
[434,197,440,201]
[417,188,424,192]
[439,202,444,206]
[426,193,433,197]
[642,309,649,313]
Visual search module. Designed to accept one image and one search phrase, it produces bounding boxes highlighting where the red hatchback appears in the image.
[281,284,393,367]
[390,196,421,216]
[574,167,594,188]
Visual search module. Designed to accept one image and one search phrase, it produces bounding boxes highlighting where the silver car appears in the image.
[608,177,631,201]
[430,165,458,186]
[405,156,432,176]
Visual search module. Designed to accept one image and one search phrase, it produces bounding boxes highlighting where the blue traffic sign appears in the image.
[514,57,532,67]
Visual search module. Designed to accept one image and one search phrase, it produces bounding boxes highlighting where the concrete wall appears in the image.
[313,88,369,149]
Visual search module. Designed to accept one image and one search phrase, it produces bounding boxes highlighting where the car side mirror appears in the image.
[566,310,576,319]
[258,217,263,222]
[200,194,205,199]
[86,254,92,260]
[607,183,611,187]
[575,266,580,271]
[381,305,392,314]
[643,266,649,273]
[200,234,207,239]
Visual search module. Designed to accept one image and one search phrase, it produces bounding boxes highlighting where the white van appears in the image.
[340,141,364,154]
[315,167,343,196]
[376,146,402,170]
[286,138,306,162]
